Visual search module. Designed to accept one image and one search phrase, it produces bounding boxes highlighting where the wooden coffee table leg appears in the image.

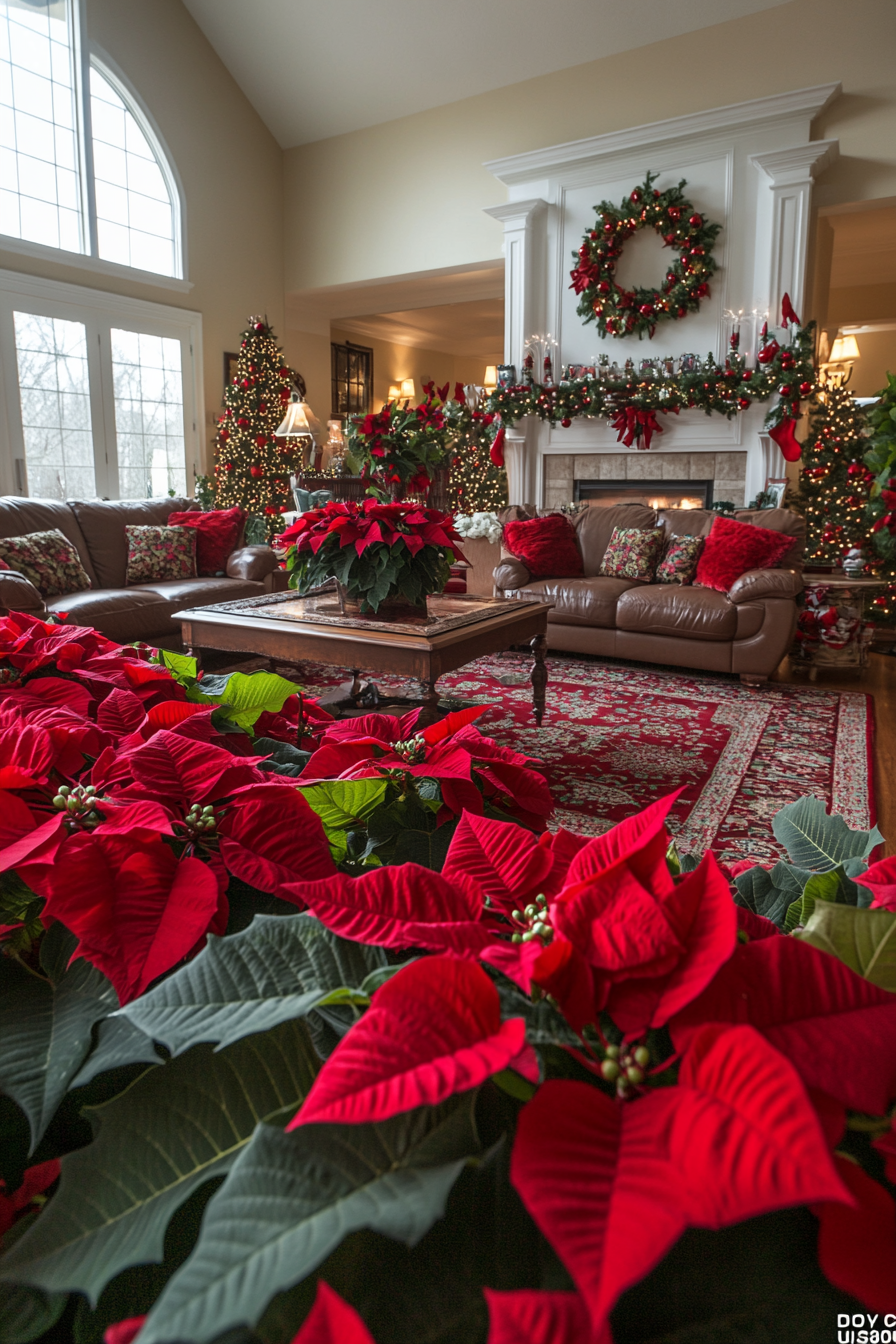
[417,678,440,727]
[530,633,547,726]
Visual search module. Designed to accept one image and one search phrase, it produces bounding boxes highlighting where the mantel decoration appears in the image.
[276,498,467,615]
[484,302,815,457]
[570,172,723,340]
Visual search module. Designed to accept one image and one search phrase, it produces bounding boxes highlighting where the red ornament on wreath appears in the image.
[570,171,721,341]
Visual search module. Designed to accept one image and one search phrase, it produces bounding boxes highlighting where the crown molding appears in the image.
[483,83,842,185]
[750,139,839,186]
[483,199,548,227]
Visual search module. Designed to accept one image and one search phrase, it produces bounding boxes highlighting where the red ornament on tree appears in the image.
[799,381,813,397]
[688,213,703,227]
[250,464,264,479]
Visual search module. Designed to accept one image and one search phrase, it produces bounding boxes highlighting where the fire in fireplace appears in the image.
[574,479,714,510]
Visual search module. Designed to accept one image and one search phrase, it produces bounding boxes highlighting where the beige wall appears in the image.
[0,0,285,475]
[283,0,896,296]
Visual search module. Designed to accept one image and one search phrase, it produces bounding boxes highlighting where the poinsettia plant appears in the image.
[275,498,467,613]
[0,613,895,1344]
[346,381,467,499]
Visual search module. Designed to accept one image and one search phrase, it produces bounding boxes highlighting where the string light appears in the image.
[212,317,302,539]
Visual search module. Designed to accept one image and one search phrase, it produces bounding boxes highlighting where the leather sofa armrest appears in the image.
[226,545,277,581]
[494,558,531,591]
[728,567,803,603]
[0,571,45,613]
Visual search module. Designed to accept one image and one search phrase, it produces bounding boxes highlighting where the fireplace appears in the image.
[575,479,714,511]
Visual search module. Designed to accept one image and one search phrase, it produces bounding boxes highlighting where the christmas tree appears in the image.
[447,411,507,515]
[863,370,896,626]
[798,384,871,564]
[213,317,301,538]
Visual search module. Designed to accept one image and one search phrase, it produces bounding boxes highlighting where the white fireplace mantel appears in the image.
[483,83,841,508]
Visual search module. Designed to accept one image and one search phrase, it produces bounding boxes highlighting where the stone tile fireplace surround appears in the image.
[544,452,747,510]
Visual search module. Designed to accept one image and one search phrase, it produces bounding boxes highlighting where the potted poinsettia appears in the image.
[348,381,468,500]
[275,497,468,616]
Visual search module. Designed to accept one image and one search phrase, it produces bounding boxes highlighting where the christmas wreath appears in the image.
[570,171,722,340]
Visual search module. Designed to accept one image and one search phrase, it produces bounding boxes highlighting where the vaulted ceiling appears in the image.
[181,0,792,148]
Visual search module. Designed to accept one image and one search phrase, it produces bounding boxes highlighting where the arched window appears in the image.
[0,0,182,279]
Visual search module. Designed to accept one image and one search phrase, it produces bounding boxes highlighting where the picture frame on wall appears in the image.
[223,351,238,389]
[764,478,787,508]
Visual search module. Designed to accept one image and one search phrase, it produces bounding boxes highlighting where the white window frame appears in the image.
[0,266,204,499]
[0,1,190,291]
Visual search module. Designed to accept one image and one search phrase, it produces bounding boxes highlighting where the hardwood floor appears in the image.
[772,651,896,856]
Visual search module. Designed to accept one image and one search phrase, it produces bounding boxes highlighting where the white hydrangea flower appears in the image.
[453,511,503,544]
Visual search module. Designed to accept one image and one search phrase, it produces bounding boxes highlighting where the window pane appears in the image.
[13,309,95,499]
[91,65,176,276]
[110,327,185,497]
[0,0,84,252]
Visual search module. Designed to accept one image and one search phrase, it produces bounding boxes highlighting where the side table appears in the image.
[793,573,886,677]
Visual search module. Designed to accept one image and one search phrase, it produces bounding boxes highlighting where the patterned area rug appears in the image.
[222,651,874,867]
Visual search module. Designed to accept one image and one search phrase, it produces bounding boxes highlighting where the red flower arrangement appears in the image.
[347,381,466,498]
[276,497,467,613]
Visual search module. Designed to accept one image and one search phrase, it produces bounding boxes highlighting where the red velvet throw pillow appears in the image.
[695,515,794,593]
[503,514,583,579]
[167,508,244,576]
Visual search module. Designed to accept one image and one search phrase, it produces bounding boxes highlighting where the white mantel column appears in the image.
[484,198,547,505]
[750,140,838,321]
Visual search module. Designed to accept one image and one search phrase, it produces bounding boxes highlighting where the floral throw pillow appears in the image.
[656,534,705,585]
[598,527,666,583]
[125,525,197,585]
[0,528,92,599]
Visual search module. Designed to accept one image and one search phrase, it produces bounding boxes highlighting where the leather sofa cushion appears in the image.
[509,576,637,628]
[68,497,197,589]
[616,584,737,641]
[574,503,657,575]
[47,576,265,642]
[226,546,278,582]
[133,575,264,606]
[0,497,98,586]
[0,571,45,612]
[728,567,803,603]
[46,587,171,643]
[494,558,531,590]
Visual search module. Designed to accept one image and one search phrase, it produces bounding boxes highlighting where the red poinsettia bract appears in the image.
[289,957,532,1127]
[288,1281,374,1344]
[510,1027,850,1338]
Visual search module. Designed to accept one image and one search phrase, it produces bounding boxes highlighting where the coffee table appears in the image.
[174,588,551,726]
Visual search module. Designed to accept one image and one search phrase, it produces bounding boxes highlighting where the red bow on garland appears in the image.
[611,407,665,451]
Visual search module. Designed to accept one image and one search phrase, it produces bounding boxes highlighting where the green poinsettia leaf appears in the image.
[0,926,118,1152]
[0,1215,67,1344]
[69,1015,162,1090]
[733,868,792,928]
[0,1019,318,1304]
[119,913,385,1057]
[772,796,882,873]
[205,670,299,730]
[138,1094,482,1344]
[794,899,896,991]
[255,738,311,779]
[157,649,197,684]
[782,865,859,933]
[297,779,389,838]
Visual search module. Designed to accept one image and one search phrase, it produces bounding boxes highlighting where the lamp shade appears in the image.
[830,335,860,363]
[484,365,498,388]
[387,383,402,402]
[400,378,416,400]
[275,400,320,438]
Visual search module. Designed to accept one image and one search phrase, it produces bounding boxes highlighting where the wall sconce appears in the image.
[821,333,860,388]
[399,378,416,401]
[483,365,498,392]
[387,383,402,403]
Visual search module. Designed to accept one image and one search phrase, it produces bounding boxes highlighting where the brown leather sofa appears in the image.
[493,503,805,683]
[0,496,278,643]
